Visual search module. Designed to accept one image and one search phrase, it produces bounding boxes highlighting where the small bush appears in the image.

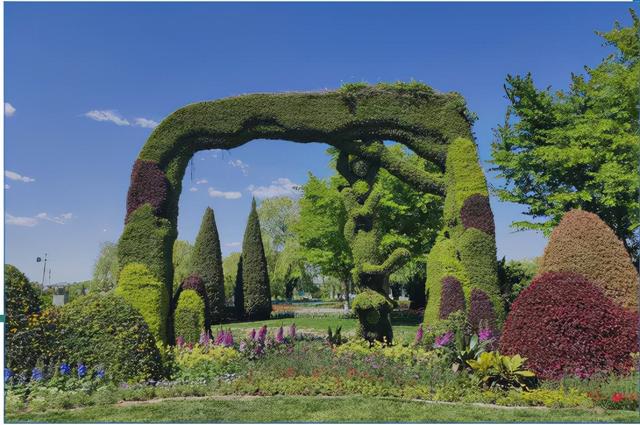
[57,293,163,383]
[174,290,205,344]
[125,159,169,222]
[539,209,638,310]
[500,272,638,379]
[439,276,466,319]
[116,263,169,344]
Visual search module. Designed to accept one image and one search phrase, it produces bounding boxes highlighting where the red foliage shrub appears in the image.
[499,272,638,379]
[460,194,495,236]
[181,274,207,302]
[439,276,466,319]
[126,159,169,223]
[540,209,638,311]
[468,288,496,332]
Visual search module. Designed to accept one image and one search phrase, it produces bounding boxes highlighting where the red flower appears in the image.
[611,393,625,403]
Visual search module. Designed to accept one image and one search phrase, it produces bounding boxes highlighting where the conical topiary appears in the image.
[233,256,244,319]
[191,207,225,326]
[539,209,638,311]
[241,198,272,320]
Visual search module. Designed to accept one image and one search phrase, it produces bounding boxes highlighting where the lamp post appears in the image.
[36,253,47,289]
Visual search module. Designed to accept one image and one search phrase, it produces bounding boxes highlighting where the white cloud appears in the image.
[5,103,16,117]
[189,187,198,192]
[195,179,208,185]
[36,212,74,224]
[247,178,300,199]
[224,242,242,248]
[134,117,159,129]
[5,214,38,227]
[229,159,249,176]
[84,110,130,126]
[5,170,35,183]
[208,187,242,200]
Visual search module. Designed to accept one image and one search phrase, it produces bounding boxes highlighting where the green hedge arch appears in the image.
[118,82,482,343]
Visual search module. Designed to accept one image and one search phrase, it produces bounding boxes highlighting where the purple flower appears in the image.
[257,325,267,342]
[199,330,211,346]
[239,341,247,352]
[77,364,87,378]
[95,369,105,379]
[176,336,185,347]
[59,363,71,376]
[478,328,493,342]
[4,368,13,382]
[415,324,424,344]
[214,329,225,345]
[289,323,297,339]
[434,331,454,348]
[223,330,234,347]
[248,328,256,340]
[275,326,284,344]
[31,367,43,382]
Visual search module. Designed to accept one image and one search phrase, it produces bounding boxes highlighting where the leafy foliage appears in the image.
[233,256,244,319]
[460,194,495,235]
[242,199,272,320]
[439,276,466,319]
[191,207,225,325]
[174,290,206,344]
[125,159,169,222]
[496,257,538,313]
[539,209,638,310]
[116,263,169,344]
[468,352,537,391]
[172,240,193,293]
[490,11,640,262]
[57,293,163,383]
[91,242,119,292]
[499,272,638,379]
[468,289,497,333]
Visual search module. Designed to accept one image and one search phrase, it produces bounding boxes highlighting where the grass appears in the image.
[6,395,640,423]
[223,316,421,342]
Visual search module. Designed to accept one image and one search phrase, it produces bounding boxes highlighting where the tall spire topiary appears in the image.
[233,256,245,319]
[241,198,272,320]
[191,207,225,327]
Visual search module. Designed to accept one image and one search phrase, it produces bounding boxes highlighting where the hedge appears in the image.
[57,293,163,383]
[500,272,638,379]
[439,276,466,319]
[234,256,244,320]
[116,263,169,344]
[539,209,638,311]
[241,199,272,320]
[191,207,225,325]
[174,290,205,344]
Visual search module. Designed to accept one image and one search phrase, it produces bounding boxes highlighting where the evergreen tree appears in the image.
[241,198,272,320]
[191,207,225,326]
[233,256,244,319]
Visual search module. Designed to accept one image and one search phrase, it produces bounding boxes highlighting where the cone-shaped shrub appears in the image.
[439,276,466,319]
[116,263,169,344]
[425,138,503,327]
[234,256,244,319]
[241,198,272,320]
[191,207,225,325]
[174,289,205,344]
[500,272,638,379]
[539,209,638,311]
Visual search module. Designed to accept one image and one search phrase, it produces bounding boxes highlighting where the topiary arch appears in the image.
[117,82,496,344]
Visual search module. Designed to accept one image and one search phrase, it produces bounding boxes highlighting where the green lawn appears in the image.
[223,315,421,342]
[6,396,639,423]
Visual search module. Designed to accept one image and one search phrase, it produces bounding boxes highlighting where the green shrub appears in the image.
[241,199,272,320]
[57,293,163,383]
[116,263,169,344]
[5,264,48,375]
[191,207,225,325]
[233,256,244,320]
[174,290,205,344]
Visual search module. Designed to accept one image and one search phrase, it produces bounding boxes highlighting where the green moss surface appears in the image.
[174,289,205,344]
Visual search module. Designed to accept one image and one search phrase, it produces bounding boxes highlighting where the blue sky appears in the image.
[4,2,635,283]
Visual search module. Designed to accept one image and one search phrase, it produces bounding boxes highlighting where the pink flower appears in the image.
[478,328,493,342]
[223,330,234,347]
[199,330,211,346]
[257,325,268,342]
[248,328,256,340]
[289,323,297,339]
[214,329,225,345]
[176,336,185,347]
[611,393,625,403]
[434,331,453,348]
[415,324,424,344]
[276,326,284,344]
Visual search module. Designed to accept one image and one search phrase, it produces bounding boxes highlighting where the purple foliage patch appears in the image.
[125,159,169,222]
[181,275,207,301]
[439,276,466,319]
[460,194,495,235]
[468,288,496,332]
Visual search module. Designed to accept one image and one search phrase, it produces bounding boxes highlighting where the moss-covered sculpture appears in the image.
[174,289,205,344]
[424,138,503,331]
[119,82,483,343]
[191,207,225,326]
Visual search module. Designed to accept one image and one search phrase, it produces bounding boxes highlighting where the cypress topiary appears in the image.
[174,290,205,344]
[241,198,272,320]
[191,207,225,326]
[233,256,244,320]
[424,138,503,328]
[116,263,169,344]
[539,209,638,311]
